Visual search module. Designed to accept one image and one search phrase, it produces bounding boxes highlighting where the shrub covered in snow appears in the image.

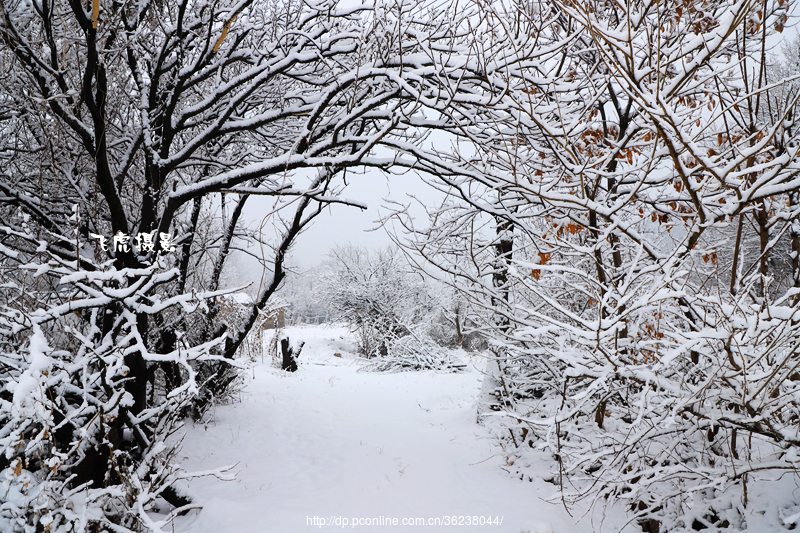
[0,261,234,532]
[321,246,447,354]
[321,246,466,371]
[358,332,465,373]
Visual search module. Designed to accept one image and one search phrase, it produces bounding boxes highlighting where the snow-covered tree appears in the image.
[277,266,330,325]
[392,0,800,529]
[0,0,501,529]
[319,245,462,370]
[321,246,426,353]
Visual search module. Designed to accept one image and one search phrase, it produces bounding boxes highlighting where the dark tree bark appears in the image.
[280,337,303,372]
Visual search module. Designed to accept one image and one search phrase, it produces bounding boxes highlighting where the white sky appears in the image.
[238,167,438,275]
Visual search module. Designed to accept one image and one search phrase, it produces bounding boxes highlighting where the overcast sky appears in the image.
[235,166,438,281]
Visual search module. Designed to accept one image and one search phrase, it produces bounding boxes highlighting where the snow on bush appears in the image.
[321,246,465,372]
[0,259,236,532]
[359,331,465,373]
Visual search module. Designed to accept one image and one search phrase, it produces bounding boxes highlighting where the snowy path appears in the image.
[173,326,617,533]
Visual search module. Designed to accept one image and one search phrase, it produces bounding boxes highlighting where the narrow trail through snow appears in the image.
[173,326,618,533]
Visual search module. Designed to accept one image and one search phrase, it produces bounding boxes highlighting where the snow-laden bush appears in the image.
[475,255,800,531]
[320,245,469,371]
[320,246,445,355]
[320,246,465,372]
[0,256,235,533]
[358,331,465,373]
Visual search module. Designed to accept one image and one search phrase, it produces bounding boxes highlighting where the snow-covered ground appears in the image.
[173,325,629,533]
